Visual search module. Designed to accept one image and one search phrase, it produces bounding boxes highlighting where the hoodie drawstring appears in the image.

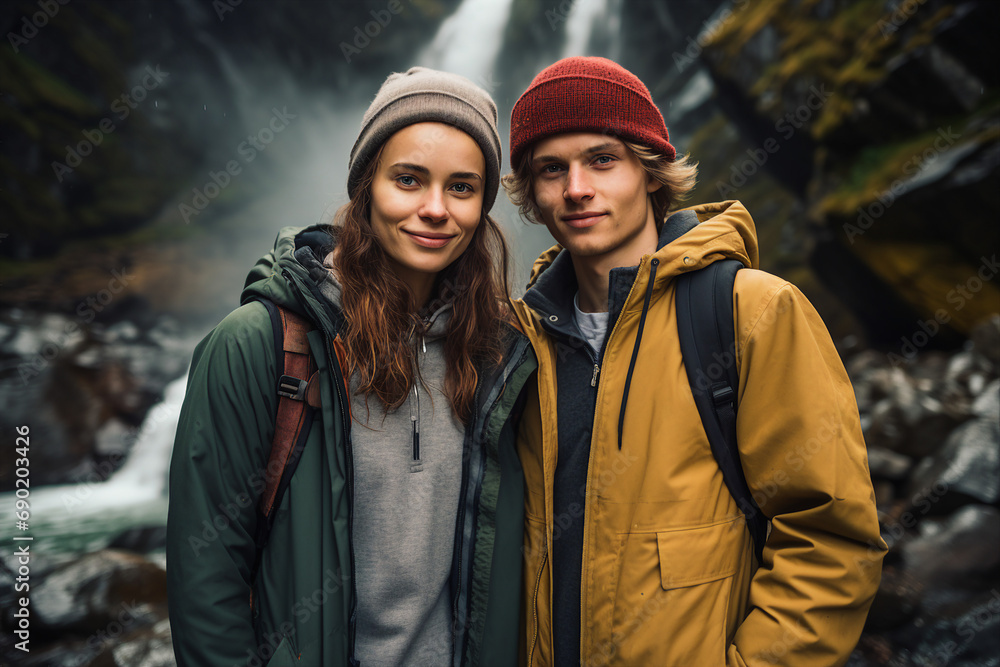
[410,334,424,472]
[411,383,421,463]
[618,258,659,450]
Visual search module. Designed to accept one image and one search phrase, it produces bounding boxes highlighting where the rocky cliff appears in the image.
[691,0,1000,345]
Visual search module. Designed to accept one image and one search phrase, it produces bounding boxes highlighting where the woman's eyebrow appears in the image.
[389,163,481,180]
[388,162,429,173]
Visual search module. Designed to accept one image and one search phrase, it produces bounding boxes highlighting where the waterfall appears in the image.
[98,374,187,496]
[0,375,187,554]
[418,0,516,88]
[560,0,622,61]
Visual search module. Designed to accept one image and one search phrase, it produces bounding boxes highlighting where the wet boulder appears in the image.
[867,447,914,481]
[907,403,1000,510]
[878,587,1000,667]
[902,505,1000,590]
[107,525,168,554]
[90,618,176,667]
[971,314,1000,365]
[29,549,165,637]
[862,365,966,459]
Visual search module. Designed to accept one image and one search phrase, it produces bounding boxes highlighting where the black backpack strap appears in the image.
[675,260,768,564]
[248,298,318,597]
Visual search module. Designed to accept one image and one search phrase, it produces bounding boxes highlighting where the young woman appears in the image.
[167,67,537,667]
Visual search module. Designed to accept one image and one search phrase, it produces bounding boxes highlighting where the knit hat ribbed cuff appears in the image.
[348,67,501,212]
[509,57,675,168]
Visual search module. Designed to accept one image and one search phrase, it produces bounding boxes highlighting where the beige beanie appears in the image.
[347,66,501,211]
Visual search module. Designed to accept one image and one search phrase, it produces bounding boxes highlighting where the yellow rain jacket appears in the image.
[512,200,886,666]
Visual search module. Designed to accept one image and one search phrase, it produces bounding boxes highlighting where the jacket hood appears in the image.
[523,200,759,292]
[240,224,336,314]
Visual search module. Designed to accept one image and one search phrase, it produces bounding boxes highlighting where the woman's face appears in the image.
[369,122,485,301]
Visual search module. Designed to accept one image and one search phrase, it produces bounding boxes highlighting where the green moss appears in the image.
[0,103,42,140]
[98,218,209,250]
[87,3,133,38]
[819,103,1000,217]
[409,0,452,19]
[685,111,800,275]
[706,0,784,59]
[851,239,1000,333]
[0,50,98,117]
[704,0,961,142]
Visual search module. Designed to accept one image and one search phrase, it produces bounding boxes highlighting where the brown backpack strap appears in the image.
[249,299,320,607]
[260,306,318,517]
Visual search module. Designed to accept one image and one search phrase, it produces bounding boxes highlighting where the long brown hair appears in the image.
[330,144,513,424]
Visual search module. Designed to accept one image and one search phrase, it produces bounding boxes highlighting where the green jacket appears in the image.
[167,225,537,666]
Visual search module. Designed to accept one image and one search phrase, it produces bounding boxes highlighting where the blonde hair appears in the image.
[501,139,698,226]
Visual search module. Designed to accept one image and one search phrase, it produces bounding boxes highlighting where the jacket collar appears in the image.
[521,209,703,337]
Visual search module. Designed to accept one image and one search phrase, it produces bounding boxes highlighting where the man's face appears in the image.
[529,132,660,263]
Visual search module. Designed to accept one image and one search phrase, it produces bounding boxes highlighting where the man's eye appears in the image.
[595,155,614,164]
[543,164,563,173]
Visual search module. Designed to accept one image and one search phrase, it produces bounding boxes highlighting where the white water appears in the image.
[418,0,515,87]
[560,0,621,60]
[0,375,187,555]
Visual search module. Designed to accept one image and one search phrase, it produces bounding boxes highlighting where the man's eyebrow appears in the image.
[531,142,623,164]
[583,142,621,155]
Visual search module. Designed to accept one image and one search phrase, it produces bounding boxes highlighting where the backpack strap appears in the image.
[675,260,768,564]
[249,299,319,591]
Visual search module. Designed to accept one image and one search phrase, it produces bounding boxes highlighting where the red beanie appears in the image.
[509,56,676,169]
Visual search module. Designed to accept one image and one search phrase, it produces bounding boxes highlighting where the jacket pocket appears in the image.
[263,635,298,666]
[656,515,744,589]
[609,515,747,667]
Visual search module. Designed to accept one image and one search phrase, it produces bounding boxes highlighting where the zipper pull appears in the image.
[591,364,600,387]
[421,335,426,354]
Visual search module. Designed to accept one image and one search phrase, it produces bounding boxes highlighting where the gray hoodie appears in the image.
[315,249,464,667]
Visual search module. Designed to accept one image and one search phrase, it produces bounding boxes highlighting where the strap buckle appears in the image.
[277,375,308,401]
[711,385,735,406]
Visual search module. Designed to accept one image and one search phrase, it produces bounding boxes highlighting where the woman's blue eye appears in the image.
[398,175,416,186]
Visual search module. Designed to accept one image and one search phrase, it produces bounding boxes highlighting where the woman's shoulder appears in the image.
[191,301,277,377]
[207,300,273,344]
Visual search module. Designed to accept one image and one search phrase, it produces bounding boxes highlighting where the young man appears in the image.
[503,57,886,667]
